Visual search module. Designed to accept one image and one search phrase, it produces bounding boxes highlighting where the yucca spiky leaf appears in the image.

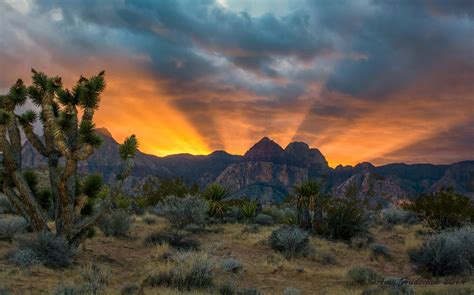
[31,69,48,90]
[57,89,76,106]
[8,79,28,106]
[18,110,37,126]
[27,85,44,106]
[119,134,138,160]
[0,110,12,125]
[79,120,102,147]
[78,71,105,109]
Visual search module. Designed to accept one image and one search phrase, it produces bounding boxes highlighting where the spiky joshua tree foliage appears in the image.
[0,69,138,245]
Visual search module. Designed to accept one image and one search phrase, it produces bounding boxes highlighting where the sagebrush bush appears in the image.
[144,230,200,251]
[52,285,77,295]
[403,189,474,230]
[148,251,214,290]
[97,209,131,237]
[10,231,74,268]
[0,195,14,214]
[409,227,474,276]
[217,282,262,295]
[347,266,379,285]
[0,216,28,240]
[221,258,243,274]
[77,264,110,295]
[370,243,392,259]
[269,226,310,258]
[379,207,418,226]
[158,195,208,228]
[254,214,274,226]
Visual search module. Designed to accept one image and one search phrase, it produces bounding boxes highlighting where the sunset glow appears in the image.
[1,0,473,166]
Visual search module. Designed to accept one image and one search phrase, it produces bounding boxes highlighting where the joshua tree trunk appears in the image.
[0,70,138,244]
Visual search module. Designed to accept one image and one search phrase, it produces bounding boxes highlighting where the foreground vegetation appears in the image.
[1,182,473,294]
[0,71,473,294]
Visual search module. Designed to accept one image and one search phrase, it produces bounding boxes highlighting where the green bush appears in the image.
[318,196,370,240]
[10,231,74,269]
[409,227,474,276]
[97,210,131,237]
[158,195,208,228]
[239,200,257,220]
[269,226,310,258]
[403,189,474,230]
[347,266,379,285]
[202,183,231,218]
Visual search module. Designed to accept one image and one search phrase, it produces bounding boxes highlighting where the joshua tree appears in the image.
[293,179,326,230]
[0,69,137,245]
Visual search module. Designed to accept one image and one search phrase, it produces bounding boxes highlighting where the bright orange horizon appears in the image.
[1,1,473,167]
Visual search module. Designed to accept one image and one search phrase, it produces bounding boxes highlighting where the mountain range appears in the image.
[21,128,474,204]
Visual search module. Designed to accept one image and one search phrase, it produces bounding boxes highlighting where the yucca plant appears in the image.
[292,180,327,230]
[201,183,231,218]
[0,70,137,246]
[239,199,258,220]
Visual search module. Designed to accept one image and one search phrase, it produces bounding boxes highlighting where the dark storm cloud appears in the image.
[1,0,473,164]
[372,119,474,165]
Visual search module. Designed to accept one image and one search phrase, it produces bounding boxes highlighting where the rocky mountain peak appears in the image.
[244,137,284,162]
[284,142,328,168]
[95,127,113,138]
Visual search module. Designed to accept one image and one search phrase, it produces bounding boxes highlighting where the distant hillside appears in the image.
[21,128,474,203]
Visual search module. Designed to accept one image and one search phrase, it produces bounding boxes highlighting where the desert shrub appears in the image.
[283,288,301,295]
[403,189,474,230]
[269,226,310,258]
[278,207,298,225]
[120,283,140,295]
[0,216,28,240]
[225,206,244,222]
[97,209,131,237]
[10,231,74,268]
[350,235,372,250]
[409,227,474,276]
[347,266,379,285]
[0,195,14,214]
[77,264,110,295]
[202,183,232,218]
[254,214,274,226]
[144,230,200,251]
[221,258,243,274]
[158,195,208,228]
[379,207,418,226]
[318,196,370,240]
[138,177,199,207]
[116,196,133,210]
[316,251,337,265]
[148,251,214,290]
[239,200,257,220]
[370,243,392,259]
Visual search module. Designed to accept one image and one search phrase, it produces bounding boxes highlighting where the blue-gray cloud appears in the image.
[1,0,473,163]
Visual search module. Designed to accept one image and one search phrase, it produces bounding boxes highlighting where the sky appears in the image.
[0,0,473,167]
